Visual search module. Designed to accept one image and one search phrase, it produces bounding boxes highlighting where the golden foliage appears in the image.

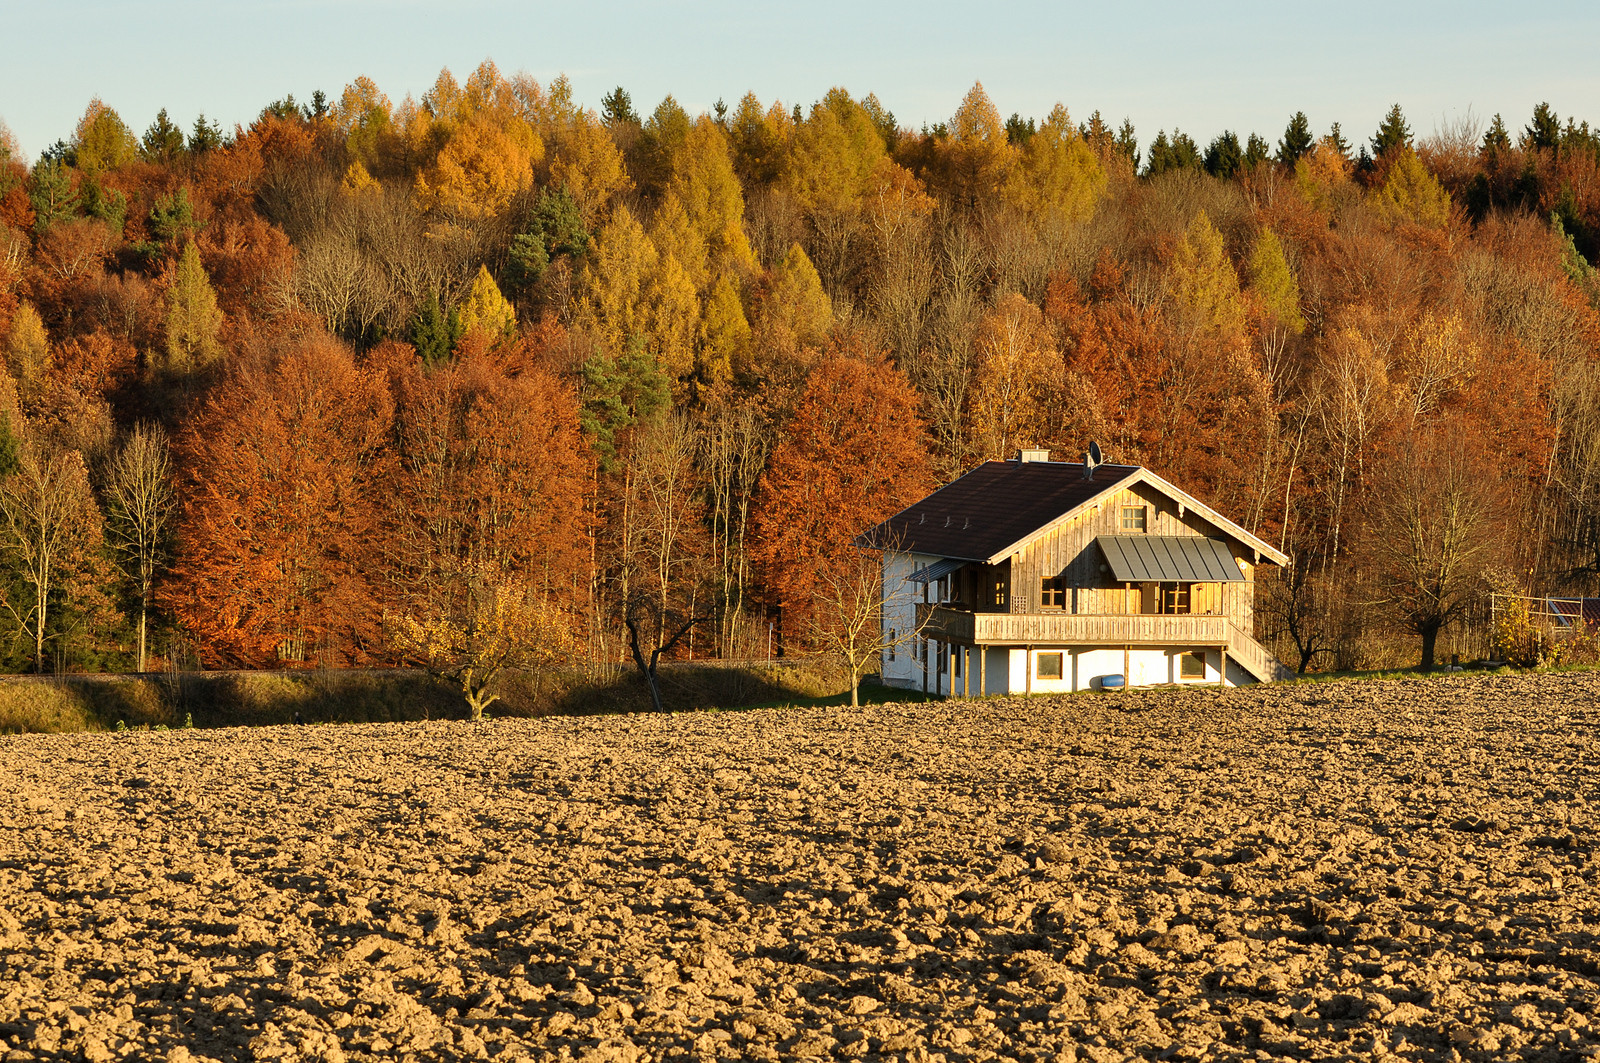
[413,109,543,219]
[1248,229,1305,334]
[581,203,656,351]
[161,242,223,373]
[458,265,516,341]
[389,568,574,719]
[549,113,632,226]
[4,302,48,402]
[1006,104,1105,223]
[1375,148,1452,228]
[968,292,1059,459]
[765,243,833,348]
[1170,211,1247,346]
[72,99,138,174]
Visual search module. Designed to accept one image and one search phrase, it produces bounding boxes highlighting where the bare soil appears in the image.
[1,671,1597,1063]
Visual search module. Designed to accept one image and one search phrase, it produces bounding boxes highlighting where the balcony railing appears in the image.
[915,604,1227,646]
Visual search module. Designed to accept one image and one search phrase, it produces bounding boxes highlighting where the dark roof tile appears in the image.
[862,460,1139,559]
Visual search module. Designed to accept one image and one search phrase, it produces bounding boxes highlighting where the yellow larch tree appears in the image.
[4,302,48,404]
[549,112,632,227]
[1169,211,1248,349]
[581,204,658,352]
[458,265,517,341]
[1006,104,1105,224]
[1374,148,1452,228]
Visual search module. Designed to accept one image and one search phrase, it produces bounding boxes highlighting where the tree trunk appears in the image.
[138,604,147,673]
[1419,623,1440,671]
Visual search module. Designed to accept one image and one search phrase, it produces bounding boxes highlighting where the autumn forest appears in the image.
[0,65,1598,684]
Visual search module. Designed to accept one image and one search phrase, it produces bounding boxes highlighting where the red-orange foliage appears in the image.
[750,351,935,642]
[167,335,396,666]
[392,353,592,614]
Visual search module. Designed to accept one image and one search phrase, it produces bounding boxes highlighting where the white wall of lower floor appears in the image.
[881,644,1253,695]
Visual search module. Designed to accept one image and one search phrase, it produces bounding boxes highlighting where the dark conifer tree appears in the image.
[1277,111,1314,165]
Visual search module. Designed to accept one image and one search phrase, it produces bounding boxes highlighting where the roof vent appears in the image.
[1017,448,1050,463]
[1082,440,1103,480]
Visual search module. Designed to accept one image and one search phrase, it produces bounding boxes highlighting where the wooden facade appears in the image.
[872,455,1294,690]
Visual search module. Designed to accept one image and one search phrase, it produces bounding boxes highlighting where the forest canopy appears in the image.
[1,69,1598,678]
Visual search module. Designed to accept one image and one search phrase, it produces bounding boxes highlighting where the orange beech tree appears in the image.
[166,335,395,666]
[386,351,591,710]
[750,348,935,648]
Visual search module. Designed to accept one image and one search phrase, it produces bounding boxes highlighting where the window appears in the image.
[1120,505,1147,531]
[1180,652,1206,679]
[1160,582,1192,615]
[993,578,1007,607]
[1041,576,1066,609]
[1037,652,1063,679]
[888,631,896,661]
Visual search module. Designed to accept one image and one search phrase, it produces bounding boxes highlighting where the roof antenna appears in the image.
[1083,441,1102,480]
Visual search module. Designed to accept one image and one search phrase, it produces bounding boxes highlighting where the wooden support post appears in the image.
[1219,645,1228,688]
[978,645,986,698]
[962,646,970,699]
[1025,645,1032,696]
[1123,645,1131,688]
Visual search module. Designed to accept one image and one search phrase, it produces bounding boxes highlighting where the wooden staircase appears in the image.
[1227,625,1296,683]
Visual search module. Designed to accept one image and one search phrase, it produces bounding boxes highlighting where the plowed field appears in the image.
[2,671,1597,1062]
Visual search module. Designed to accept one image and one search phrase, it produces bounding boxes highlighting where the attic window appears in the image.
[1121,505,1148,531]
[1041,576,1066,609]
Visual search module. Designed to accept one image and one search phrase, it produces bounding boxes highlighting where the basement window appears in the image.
[1036,652,1063,680]
[1040,576,1066,609]
[1121,505,1147,531]
[1180,652,1206,679]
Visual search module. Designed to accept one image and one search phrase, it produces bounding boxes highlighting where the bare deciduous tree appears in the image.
[0,443,103,672]
[104,424,174,672]
[809,546,927,707]
[1363,426,1502,669]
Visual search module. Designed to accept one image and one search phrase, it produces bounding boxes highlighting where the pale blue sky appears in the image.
[2,0,1596,162]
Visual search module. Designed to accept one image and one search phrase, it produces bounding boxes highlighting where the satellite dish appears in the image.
[1088,441,1103,466]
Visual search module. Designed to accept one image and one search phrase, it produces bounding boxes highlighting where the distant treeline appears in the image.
[0,68,1597,678]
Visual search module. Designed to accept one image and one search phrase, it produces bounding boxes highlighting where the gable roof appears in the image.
[861,459,1290,568]
[862,460,1140,561]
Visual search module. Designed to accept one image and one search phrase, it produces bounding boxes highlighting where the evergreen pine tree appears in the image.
[1524,103,1560,150]
[410,292,462,367]
[141,108,185,163]
[1277,112,1314,165]
[1327,122,1352,160]
[1244,133,1272,170]
[1482,114,1510,155]
[1371,104,1411,158]
[27,160,79,233]
[1204,131,1243,178]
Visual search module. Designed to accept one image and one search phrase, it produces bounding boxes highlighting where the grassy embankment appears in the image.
[0,660,860,734]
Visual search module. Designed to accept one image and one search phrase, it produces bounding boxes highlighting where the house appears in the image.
[861,448,1293,696]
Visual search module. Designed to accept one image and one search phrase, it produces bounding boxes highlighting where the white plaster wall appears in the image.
[880,551,930,688]
[1076,649,1126,691]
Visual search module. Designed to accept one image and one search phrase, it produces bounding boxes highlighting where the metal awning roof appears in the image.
[908,558,968,583]
[1096,535,1245,583]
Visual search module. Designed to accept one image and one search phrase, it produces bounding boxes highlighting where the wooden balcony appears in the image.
[915,604,1227,646]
